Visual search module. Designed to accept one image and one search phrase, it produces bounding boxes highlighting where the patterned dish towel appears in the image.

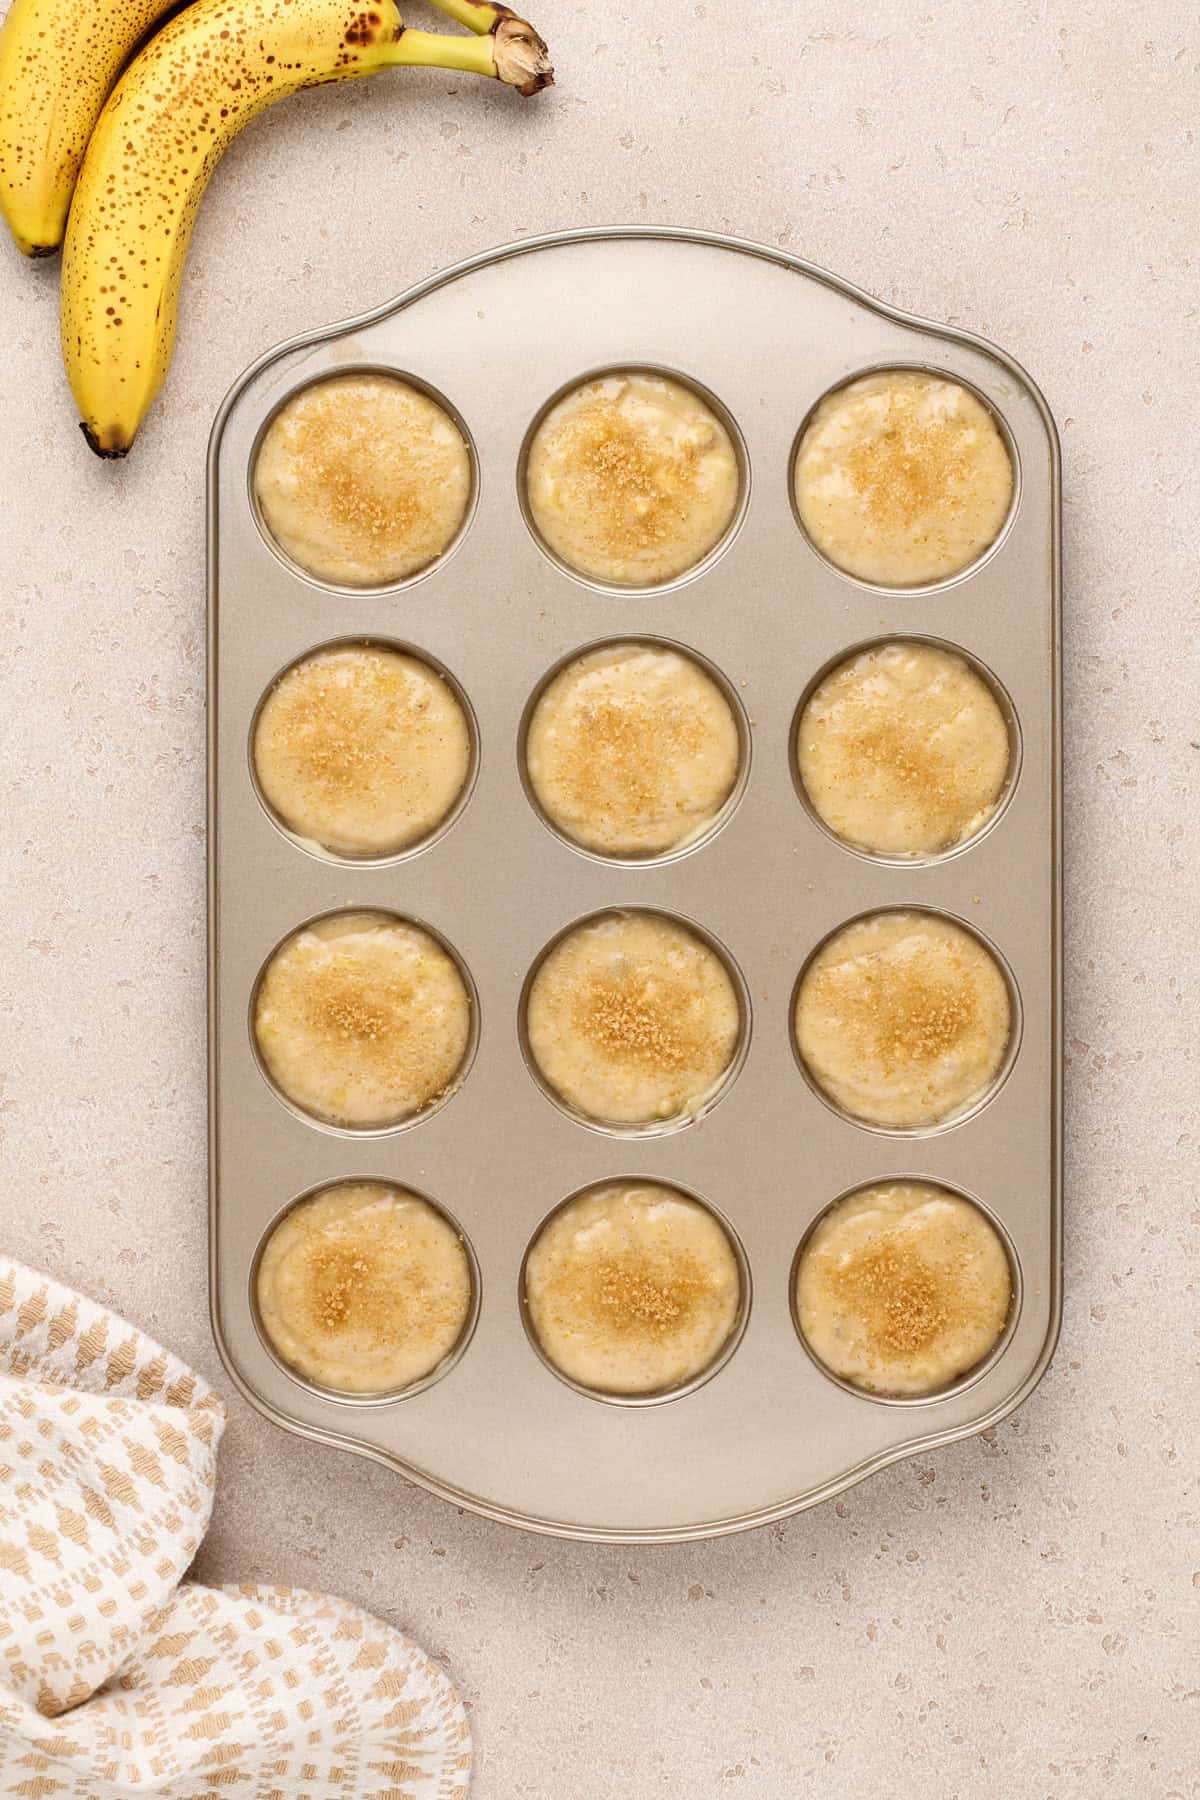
[0,1258,471,1798]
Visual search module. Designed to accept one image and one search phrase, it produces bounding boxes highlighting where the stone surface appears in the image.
[1,1,1197,1794]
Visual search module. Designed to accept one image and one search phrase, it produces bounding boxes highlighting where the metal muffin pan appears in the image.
[207,227,1062,1543]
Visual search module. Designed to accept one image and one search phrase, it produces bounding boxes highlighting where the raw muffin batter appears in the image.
[254,911,471,1128]
[525,641,740,855]
[253,643,472,857]
[256,1182,472,1394]
[795,910,1011,1128]
[525,911,741,1125]
[524,370,740,585]
[797,640,1011,856]
[524,1181,742,1395]
[795,1180,1012,1396]
[254,373,472,586]
[793,370,1014,586]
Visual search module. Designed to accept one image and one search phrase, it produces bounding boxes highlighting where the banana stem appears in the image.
[388,15,553,92]
[387,27,498,76]
[423,0,505,34]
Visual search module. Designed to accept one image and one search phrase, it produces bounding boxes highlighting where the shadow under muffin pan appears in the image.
[208,228,1061,1543]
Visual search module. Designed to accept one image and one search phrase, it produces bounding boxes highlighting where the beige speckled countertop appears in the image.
[1,2,1197,1794]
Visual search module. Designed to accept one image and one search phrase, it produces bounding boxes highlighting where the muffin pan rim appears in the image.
[208,226,1062,1543]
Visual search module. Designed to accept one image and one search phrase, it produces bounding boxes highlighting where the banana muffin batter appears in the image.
[256,1181,472,1394]
[795,1180,1012,1396]
[254,911,472,1128]
[795,910,1011,1128]
[525,911,741,1126]
[793,370,1014,586]
[254,373,472,586]
[524,1181,742,1395]
[254,642,472,857]
[525,641,740,856]
[525,370,740,585]
[797,640,1011,856]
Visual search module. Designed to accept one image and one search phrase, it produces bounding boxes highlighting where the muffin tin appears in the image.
[207,227,1062,1542]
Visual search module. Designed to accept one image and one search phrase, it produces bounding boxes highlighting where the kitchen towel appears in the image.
[0,1256,471,1798]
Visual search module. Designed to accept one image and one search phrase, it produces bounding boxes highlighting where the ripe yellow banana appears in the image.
[61,0,552,456]
[0,0,183,255]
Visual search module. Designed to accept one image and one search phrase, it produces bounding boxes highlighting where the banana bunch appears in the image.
[0,0,552,455]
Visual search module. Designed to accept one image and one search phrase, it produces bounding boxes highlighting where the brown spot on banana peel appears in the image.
[344,7,385,44]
